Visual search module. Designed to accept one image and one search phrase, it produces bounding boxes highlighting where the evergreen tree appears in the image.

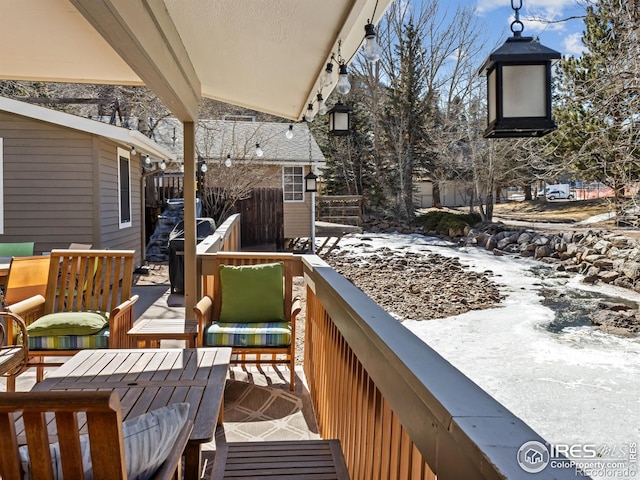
[382,19,429,219]
[548,0,640,221]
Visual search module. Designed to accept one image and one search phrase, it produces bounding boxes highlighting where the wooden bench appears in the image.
[210,440,350,479]
[0,390,193,480]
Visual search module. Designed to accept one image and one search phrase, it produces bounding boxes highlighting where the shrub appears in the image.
[415,211,481,235]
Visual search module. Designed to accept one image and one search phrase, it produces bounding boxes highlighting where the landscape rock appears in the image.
[357,212,640,335]
[325,250,504,321]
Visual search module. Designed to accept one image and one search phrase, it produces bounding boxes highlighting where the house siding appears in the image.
[0,112,144,265]
[284,194,312,238]
[97,138,143,265]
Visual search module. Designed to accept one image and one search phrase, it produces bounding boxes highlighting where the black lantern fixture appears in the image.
[328,101,351,136]
[478,0,561,138]
[304,168,318,192]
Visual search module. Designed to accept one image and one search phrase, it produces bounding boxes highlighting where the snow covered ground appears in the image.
[331,232,640,475]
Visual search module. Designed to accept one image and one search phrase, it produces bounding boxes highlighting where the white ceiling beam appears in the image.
[71,0,201,122]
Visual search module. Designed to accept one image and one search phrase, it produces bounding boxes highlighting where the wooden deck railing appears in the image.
[196,216,579,479]
[196,214,241,296]
[300,255,578,480]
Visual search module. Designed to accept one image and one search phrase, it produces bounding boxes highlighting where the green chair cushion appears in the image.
[219,262,285,323]
[27,311,109,337]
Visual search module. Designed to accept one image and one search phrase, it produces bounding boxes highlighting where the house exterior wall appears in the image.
[97,138,143,265]
[0,112,143,265]
[414,180,472,208]
[284,194,312,239]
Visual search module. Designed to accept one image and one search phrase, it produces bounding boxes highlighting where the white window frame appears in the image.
[283,166,304,202]
[117,147,132,229]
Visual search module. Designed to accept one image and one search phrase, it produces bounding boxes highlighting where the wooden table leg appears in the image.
[184,443,202,480]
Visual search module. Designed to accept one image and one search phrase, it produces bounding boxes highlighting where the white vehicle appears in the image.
[543,184,573,200]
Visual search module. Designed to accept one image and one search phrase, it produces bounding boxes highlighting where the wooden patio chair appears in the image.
[0,256,50,386]
[0,390,193,480]
[194,252,301,391]
[0,242,34,258]
[2,255,51,307]
[4,249,139,388]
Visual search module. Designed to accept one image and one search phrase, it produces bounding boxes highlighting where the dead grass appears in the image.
[488,198,614,223]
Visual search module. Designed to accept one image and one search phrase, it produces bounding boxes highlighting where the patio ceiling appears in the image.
[0,0,391,122]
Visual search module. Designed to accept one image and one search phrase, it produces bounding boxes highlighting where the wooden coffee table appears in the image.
[128,317,199,348]
[31,347,231,480]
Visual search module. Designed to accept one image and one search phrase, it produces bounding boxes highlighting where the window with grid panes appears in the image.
[283,166,304,202]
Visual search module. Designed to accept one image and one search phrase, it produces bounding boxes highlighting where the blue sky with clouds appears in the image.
[462,0,587,56]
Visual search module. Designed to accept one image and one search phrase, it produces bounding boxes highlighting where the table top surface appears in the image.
[31,348,232,444]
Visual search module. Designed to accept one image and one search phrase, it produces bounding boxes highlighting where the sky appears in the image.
[331,232,640,478]
[456,0,588,57]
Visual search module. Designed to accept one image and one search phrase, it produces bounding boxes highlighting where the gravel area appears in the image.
[135,245,504,367]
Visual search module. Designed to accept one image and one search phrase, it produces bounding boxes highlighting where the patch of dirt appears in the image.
[133,262,170,286]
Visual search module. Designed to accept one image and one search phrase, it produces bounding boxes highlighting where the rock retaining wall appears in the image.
[361,215,640,335]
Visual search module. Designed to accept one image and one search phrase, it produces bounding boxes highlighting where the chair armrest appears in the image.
[109,295,139,348]
[0,311,29,377]
[149,419,194,480]
[291,295,302,321]
[2,311,28,347]
[5,295,46,326]
[194,296,214,347]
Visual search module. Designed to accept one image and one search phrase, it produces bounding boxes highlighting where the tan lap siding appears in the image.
[284,197,312,238]
[0,112,94,253]
[98,139,143,266]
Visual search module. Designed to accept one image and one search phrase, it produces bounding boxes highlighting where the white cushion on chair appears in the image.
[19,402,190,480]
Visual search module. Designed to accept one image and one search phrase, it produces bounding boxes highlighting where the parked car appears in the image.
[546,189,574,200]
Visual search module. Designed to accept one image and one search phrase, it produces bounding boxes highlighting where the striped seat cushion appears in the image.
[28,326,110,350]
[204,322,291,347]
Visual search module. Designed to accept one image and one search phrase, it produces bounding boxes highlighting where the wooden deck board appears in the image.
[212,439,350,479]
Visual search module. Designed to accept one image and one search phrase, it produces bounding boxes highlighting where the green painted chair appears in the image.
[0,242,34,257]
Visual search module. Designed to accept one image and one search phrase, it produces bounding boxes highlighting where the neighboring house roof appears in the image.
[0,96,175,162]
[152,118,325,169]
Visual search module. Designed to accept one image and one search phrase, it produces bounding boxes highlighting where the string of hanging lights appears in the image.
[302,7,382,130]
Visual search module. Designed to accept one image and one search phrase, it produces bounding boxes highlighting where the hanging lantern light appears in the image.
[255,143,264,157]
[478,0,561,138]
[328,101,351,136]
[285,124,294,139]
[304,168,318,192]
[225,154,232,167]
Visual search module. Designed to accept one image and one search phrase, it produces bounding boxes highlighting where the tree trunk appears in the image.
[523,183,532,201]
[432,182,442,208]
[614,180,626,226]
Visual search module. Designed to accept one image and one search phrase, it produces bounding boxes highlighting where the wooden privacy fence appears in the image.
[316,195,363,226]
[237,188,284,249]
[145,173,184,208]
